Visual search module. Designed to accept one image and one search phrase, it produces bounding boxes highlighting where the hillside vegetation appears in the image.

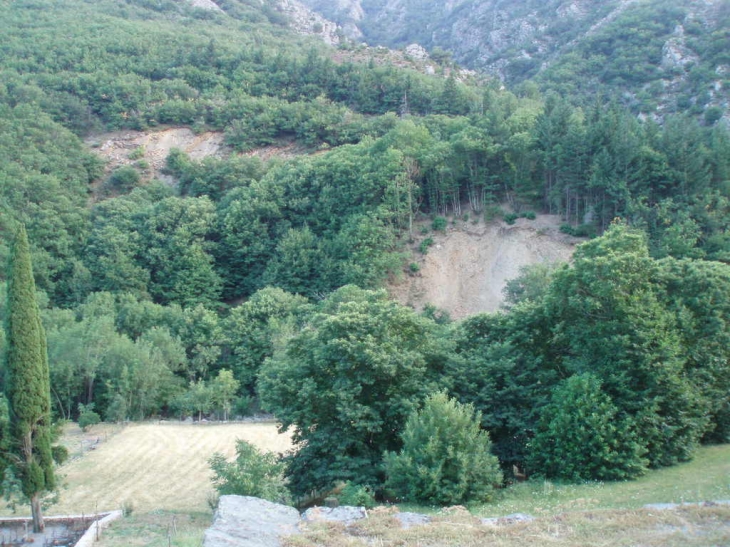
[300,0,730,121]
[0,0,729,529]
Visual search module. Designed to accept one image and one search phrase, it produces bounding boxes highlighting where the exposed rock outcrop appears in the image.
[302,505,368,525]
[203,496,300,547]
[277,0,343,46]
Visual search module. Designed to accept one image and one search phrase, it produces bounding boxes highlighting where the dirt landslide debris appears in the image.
[390,214,579,319]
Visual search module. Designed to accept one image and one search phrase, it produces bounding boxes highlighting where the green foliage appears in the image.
[337,482,376,508]
[77,403,101,431]
[447,305,557,468]
[222,287,311,396]
[502,263,557,308]
[503,212,518,225]
[527,374,648,481]
[50,445,69,466]
[258,287,443,496]
[431,216,447,231]
[209,440,290,504]
[419,237,434,254]
[107,166,141,193]
[0,0,728,498]
[385,392,502,505]
[3,226,55,528]
[545,224,712,467]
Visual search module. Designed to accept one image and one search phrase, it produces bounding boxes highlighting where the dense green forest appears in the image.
[1,0,729,504]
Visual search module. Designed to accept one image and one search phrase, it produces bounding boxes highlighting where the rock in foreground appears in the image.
[204,496,300,547]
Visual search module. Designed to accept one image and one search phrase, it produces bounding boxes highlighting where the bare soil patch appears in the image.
[86,128,228,181]
[391,215,579,319]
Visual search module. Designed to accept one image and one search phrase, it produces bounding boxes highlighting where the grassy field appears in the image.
[2,424,728,546]
[479,443,730,518]
[1,421,291,518]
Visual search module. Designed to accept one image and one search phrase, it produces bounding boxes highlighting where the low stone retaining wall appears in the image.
[74,510,123,547]
[0,511,122,547]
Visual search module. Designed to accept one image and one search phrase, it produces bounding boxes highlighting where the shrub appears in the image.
[78,403,101,431]
[527,374,648,481]
[419,237,434,254]
[432,216,448,231]
[385,392,502,505]
[338,482,376,508]
[572,224,597,238]
[107,165,141,192]
[408,262,420,273]
[121,500,134,517]
[521,211,536,220]
[51,445,69,465]
[560,223,575,235]
[105,394,128,423]
[503,212,518,225]
[128,146,145,160]
[209,439,290,504]
[484,204,504,222]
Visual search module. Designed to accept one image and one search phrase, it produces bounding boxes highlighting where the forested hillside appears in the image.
[0,0,729,507]
[300,0,730,122]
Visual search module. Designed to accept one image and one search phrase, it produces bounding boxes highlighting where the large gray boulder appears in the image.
[203,496,300,547]
[302,505,368,525]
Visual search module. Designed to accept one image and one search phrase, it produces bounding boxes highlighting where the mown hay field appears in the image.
[1,421,291,517]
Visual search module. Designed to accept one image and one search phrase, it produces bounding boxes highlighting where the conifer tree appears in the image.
[3,225,55,532]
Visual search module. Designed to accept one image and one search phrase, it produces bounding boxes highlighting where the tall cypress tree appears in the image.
[3,225,55,532]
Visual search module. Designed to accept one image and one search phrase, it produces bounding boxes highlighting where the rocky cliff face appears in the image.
[298,0,729,120]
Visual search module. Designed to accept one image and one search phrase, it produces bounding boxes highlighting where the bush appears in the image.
[560,223,596,237]
[128,146,145,160]
[520,211,536,220]
[408,262,420,273]
[419,237,434,254]
[209,439,290,504]
[431,216,447,231]
[338,482,376,508]
[484,204,504,222]
[51,445,69,465]
[107,165,141,192]
[78,403,101,431]
[527,374,648,481]
[503,212,518,225]
[572,224,597,238]
[385,392,502,505]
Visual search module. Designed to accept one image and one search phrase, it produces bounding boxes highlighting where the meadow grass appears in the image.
[3,424,727,546]
[93,510,210,547]
[477,444,730,518]
[0,421,292,517]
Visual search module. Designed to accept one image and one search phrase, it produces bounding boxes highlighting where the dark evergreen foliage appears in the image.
[385,392,502,505]
[3,226,55,532]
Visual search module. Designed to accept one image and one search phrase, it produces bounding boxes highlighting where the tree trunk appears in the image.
[31,493,44,533]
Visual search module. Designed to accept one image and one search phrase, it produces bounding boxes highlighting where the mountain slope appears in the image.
[299,0,730,120]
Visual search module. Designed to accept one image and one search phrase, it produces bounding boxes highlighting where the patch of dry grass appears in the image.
[286,505,730,547]
[93,510,209,547]
[0,421,291,517]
